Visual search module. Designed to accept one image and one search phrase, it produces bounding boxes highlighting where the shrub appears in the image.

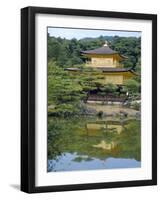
[124,79,140,95]
[97,111,104,118]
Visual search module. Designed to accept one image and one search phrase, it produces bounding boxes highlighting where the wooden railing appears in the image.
[87,94,127,102]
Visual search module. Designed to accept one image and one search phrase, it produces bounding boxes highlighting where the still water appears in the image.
[47,116,141,172]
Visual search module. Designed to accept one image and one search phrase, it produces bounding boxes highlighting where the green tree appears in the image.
[124,79,140,96]
[48,62,85,116]
[48,62,105,116]
[101,83,118,94]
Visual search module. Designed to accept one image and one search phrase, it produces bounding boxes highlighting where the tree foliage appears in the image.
[124,79,140,96]
[48,62,105,116]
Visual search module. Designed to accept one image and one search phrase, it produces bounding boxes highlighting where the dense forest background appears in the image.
[47,33,141,70]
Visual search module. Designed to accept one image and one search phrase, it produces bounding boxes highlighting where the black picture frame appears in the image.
[21,6,157,193]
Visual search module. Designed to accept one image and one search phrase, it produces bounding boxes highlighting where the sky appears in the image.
[48,27,141,40]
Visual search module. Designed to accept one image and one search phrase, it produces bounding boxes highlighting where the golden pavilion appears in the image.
[66,41,136,85]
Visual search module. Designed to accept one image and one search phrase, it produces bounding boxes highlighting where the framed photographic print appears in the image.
[21,6,157,193]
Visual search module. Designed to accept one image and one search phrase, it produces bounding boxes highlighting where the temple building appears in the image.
[66,41,136,85]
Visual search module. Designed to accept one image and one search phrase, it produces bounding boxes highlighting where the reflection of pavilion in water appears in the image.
[85,119,128,151]
[47,117,141,170]
[85,119,126,135]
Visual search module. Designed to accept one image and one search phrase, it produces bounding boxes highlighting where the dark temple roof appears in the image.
[81,46,118,55]
[81,43,127,59]
[97,67,134,72]
[65,67,137,74]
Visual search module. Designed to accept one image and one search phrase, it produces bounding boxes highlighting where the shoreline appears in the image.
[86,103,140,117]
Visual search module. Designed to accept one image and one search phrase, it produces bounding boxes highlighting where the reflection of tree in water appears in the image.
[72,156,93,162]
[48,116,141,164]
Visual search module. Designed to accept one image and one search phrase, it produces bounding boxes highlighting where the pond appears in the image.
[47,116,141,172]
